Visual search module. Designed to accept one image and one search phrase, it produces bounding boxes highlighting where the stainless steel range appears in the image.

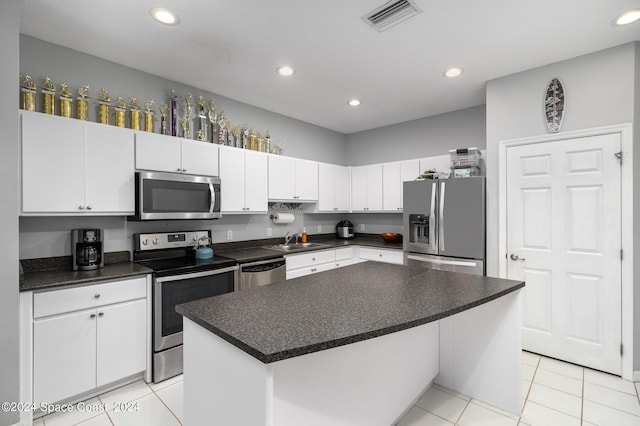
[133,230,238,382]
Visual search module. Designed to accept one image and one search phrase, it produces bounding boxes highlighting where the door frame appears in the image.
[497,123,634,380]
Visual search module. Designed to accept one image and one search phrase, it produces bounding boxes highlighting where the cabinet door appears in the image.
[351,166,368,211]
[135,132,181,172]
[85,123,135,213]
[317,163,336,211]
[21,112,85,213]
[33,309,96,405]
[268,155,295,200]
[245,151,268,212]
[219,147,246,212]
[400,160,420,209]
[335,165,351,211]
[366,164,384,211]
[97,299,147,387]
[383,162,402,211]
[294,159,318,200]
[181,139,219,176]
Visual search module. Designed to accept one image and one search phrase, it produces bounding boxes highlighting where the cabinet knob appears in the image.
[312,257,316,261]
[177,168,182,172]
[182,169,187,172]
[94,294,101,299]
[98,312,104,317]
[78,205,85,210]
[379,254,383,257]
[86,206,92,210]
[311,268,317,272]
[90,313,96,318]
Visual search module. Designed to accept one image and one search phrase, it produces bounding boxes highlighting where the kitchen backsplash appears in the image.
[19,212,402,260]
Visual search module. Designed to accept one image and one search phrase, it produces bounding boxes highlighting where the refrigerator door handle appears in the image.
[439,181,445,252]
[407,254,479,268]
[429,183,437,252]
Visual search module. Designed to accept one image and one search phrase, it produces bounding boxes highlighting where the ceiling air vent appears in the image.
[362,0,423,32]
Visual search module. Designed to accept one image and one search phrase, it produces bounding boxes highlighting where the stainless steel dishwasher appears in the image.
[239,257,286,290]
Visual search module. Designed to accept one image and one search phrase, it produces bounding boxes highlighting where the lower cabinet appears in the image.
[30,277,148,406]
[285,246,400,279]
[358,247,404,265]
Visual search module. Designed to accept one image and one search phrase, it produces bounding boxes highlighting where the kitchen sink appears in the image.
[263,242,331,252]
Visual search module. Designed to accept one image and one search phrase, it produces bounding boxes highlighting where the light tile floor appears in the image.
[36,352,640,426]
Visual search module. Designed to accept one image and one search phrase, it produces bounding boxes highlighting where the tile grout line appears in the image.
[149,382,183,425]
[518,354,540,425]
[453,398,472,425]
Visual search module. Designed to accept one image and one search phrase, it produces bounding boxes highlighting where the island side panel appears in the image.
[183,319,274,426]
[271,321,440,426]
[437,289,522,414]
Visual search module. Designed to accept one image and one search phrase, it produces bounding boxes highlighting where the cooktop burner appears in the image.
[132,230,238,277]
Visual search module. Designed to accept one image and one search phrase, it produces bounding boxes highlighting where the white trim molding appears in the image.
[497,123,634,381]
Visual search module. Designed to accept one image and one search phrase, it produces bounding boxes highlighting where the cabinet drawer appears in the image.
[335,247,356,261]
[359,247,404,265]
[286,262,335,280]
[286,249,335,271]
[34,277,147,318]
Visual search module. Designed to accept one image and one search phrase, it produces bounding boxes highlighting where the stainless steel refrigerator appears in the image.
[403,177,485,275]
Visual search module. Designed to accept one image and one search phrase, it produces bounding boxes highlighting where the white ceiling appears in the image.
[20,0,640,134]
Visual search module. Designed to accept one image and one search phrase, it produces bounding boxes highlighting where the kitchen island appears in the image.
[177,262,524,426]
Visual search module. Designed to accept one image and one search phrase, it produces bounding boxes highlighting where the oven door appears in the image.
[134,170,221,220]
[154,265,238,352]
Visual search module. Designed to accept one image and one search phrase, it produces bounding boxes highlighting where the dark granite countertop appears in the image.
[216,234,402,263]
[177,262,524,364]
[20,262,152,292]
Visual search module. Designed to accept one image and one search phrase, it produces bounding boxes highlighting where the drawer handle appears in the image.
[98,312,104,317]
[94,294,101,299]
[311,268,317,272]
[90,313,96,318]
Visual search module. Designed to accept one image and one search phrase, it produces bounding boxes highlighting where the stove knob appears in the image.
[142,239,149,246]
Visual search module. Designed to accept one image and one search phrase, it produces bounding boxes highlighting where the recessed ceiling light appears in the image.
[276,66,295,77]
[347,99,362,107]
[614,9,640,26]
[150,8,180,26]
[443,67,463,78]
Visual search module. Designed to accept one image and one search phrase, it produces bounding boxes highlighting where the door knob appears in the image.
[510,254,525,261]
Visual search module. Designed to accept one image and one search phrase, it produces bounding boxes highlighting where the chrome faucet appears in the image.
[283,232,302,245]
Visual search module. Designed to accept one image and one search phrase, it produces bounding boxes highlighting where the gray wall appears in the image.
[20,35,347,165]
[345,105,486,166]
[1,1,20,424]
[485,43,638,370]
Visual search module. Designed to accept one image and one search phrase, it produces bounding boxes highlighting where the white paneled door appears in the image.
[506,133,622,375]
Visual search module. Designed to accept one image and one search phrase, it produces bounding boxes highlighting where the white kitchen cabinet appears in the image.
[318,163,350,212]
[286,249,336,279]
[359,246,404,265]
[334,246,363,268]
[135,132,219,176]
[351,164,383,212]
[31,277,148,406]
[268,155,319,201]
[219,146,268,213]
[382,159,420,212]
[21,111,134,215]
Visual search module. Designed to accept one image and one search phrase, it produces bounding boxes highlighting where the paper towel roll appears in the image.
[271,213,295,224]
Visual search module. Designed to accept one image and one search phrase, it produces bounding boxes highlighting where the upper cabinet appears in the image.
[135,132,219,176]
[318,163,350,212]
[351,164,383,212]
[21,111,134,215]
[268,155,318,201]
[219,146,268,213]
[382,160,420,212]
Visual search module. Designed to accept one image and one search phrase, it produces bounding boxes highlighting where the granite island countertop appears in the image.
[177,262,524,363]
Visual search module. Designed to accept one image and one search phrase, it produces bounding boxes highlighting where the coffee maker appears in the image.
[72,229,104,271]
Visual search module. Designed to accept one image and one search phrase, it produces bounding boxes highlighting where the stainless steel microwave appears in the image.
[130,171,221,220]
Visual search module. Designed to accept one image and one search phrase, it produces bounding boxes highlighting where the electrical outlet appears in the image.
[360,224,365,232]
[226,230,233,240]
[317,225,322,233]
[266,227,272,237]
